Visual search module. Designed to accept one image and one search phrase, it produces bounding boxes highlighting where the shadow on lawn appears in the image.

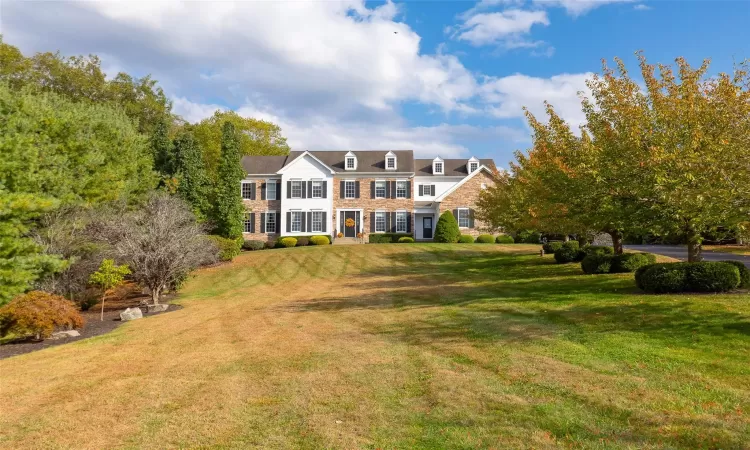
[287,247,750,342]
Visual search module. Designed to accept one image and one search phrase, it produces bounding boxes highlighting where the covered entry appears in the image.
[414,202,437,240]
[336,209,362,237]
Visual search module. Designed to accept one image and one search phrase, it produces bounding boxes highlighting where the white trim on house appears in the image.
[241,180,254,199]
[434,165,496,202]
[374,179,387,199]
[265,179,278,200]
[265,210,278,234]
[432,156,444,175]
[385,151,397,171]
[276,151,336,175]
[335,208,365,234]
[456,207,470,229]
[467,156,479,174]
[344,151,358,171]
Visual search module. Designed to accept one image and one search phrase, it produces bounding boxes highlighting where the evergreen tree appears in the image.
[173,131,211,221]
[212,122,245,239]
[151,119,174,176]
[434,211,460,243]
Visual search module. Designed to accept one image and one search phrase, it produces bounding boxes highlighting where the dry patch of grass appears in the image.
[704,245,750,256]
[1,243,748,449]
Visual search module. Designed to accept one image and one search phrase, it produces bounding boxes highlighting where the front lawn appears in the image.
[1,244,748,448]
[704,245,750,256]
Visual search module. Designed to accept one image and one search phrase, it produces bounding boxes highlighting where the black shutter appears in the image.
[406,181,411,199]
[370,181,375,199]
[250,213,256,233]
[260,213,266,233]
[419,185,424,196]
[340,180,345,198]
[431,185,436,196]
[469,209,475,228]
[390,212,396,233]
[355,181,360,198]
[385,181,390,198]
[287,181,292,198]
[301,181,307,199]
[276,181,282,199]
[321,212,326,232]
[322,181,327,198]
[406,212,411,233]
[260,182,266,200]
[286,212,291,232]
[275,213,281,233]
[452,209,459,220]
[370,212,375,232]
[390,181,397,199]
[306,212,311,232]
[307,181,313,198]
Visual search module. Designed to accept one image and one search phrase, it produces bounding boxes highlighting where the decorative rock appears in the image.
[49,330,81,339]
[120,307,143,321]
[147,304,169,313]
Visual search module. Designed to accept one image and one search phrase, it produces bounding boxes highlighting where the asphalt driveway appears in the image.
[625,245,750,268]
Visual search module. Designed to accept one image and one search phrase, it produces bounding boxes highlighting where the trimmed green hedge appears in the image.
[636,262,741,293]
[585,246,615,256]
[476,234,495,244]
[553,242,585,264]
[721,260,750,288]
[581,254,613,274]
[295,237,310,246]
[495,235,514,244]
[435,211,460,243]
[369,233,413,244]
[309,235,330,245]
[278,237,297,248]
[242,240,266,251]
[207,235,242,261]
[542,241,564,254]
[398,237,415,243]
[458,235,475,243]
[610,253,656,273]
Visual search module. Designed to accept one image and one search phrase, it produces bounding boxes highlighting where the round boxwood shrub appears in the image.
[476,234,495,244]
[279,237,297,248]
[542,241,564,254]
[458,235,475,243]
[495,235,514,244]
[585,245,615,256]
[207,235,242,261]
[295,237,310,246]
[610,253,656,273]
[243,240,266,251]
[636,262,740,293]
[398,236,415,243]
[581,254,613,274]
[721,260,750,288]
[553,242,585,264]
[434,211,460,243]
[516,229,540,244]
[309,235,330,245]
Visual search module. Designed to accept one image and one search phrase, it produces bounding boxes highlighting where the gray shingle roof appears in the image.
[414,159,497,176]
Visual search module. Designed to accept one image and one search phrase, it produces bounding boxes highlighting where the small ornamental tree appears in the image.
[212,122,245,240]
[0,291,84,340]
[434,211,460,243]
[89,259,130,321]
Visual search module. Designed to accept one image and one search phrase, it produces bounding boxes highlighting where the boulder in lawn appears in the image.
[120,307,143,321]
[49,330,81,339]
[147,304,169,313]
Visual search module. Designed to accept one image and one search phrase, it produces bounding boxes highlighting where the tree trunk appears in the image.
[686,226,703,262]
[100,293,105,321]
[151,285,162,305]
[563,235,570,242]
[609,229,623,255]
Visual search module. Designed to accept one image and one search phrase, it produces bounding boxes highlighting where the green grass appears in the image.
[1,243,748,449]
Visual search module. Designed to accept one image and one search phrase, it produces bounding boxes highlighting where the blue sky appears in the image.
[2,0,748,167]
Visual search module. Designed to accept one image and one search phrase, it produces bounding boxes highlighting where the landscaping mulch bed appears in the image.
[0,285,181,360]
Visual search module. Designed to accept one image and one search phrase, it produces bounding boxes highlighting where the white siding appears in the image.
[414,176,463,201]
[279,155,334,237]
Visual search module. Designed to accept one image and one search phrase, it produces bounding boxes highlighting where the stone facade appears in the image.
[331,177,414,238]
[241,180,281,243]
[439,170,496,237]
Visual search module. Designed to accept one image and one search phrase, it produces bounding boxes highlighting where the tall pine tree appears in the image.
[173,131,211,222]
[212,122,245,239]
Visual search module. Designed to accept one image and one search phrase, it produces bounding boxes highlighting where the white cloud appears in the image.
[532,0,634,16]
[172,97,226,123]
[455,9,550,47]
[633,4,651,11]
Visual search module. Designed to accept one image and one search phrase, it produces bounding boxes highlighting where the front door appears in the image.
[423,217,433,239]
[344,211,357,237]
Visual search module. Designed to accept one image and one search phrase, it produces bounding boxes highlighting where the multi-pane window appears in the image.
[266,181,277,200]
[241,182,253,199]
[396,181,407,198]
[312,181,323,198]
[243,213,253,233]
[421,184,435,196]
[291,181,302,198]
[434,162,443,174]
[345,181,356,199]
[291,211,302,232]
[469,162,479,173]
[457,208,470,228]
[386,157,396,169]
[346,157,355,169]
[396,212,407,233]
[375,181,386,198]
[375,212,386,233]
[312,211,323,232]
[266,212,276,233]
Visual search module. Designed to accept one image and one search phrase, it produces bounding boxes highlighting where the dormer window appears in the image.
[468,156,479,174]
[433,157,444,175]
[385,151,397,171]
[344,151,357,171]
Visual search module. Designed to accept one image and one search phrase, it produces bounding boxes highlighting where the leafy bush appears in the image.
[398,237,415,243]
[0,291,84,340]
[585,246,615,256]
[581,254,613,274]
[610,253,656,273]
[207,235,242,261]
[295,237,310,247]
[458,235,475,243]
[515,229,540,244]
[475,234,494,244]
[721,260,750,288]
[309,236,330,245]
[243,240,266,251]
[542,241,564,254]
[495,235,514,244]
[434,211,460,243]
[279,237,297,248]
[553,242,586,264]
[369,233,413,244]
[636,262,740,293]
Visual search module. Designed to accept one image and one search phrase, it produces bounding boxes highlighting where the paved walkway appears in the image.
[625,245,750,268]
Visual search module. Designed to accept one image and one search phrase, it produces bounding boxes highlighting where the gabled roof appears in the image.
[276,151,335,174]
[286,150,415,173]
[414,158,497,176]
[434,165,497,202]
